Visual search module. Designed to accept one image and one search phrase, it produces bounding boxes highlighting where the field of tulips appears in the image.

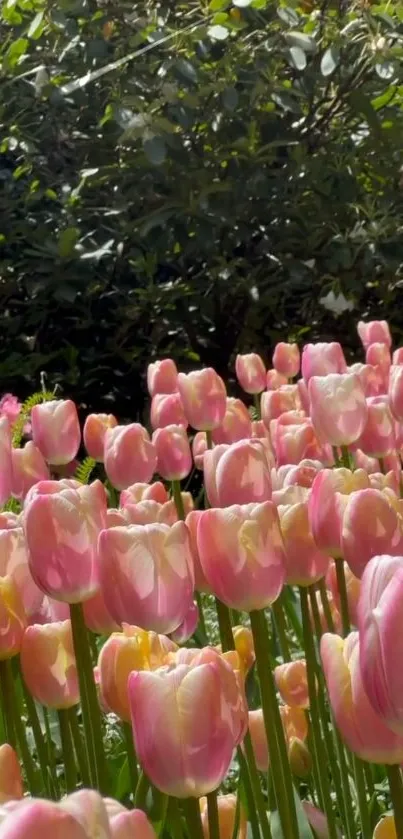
[2,320,403,838]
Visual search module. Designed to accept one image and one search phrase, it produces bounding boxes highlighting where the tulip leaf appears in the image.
[270,790,315,838]
[114,757,130,800]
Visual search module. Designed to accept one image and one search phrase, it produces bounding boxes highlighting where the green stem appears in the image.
[387,765,403,839]
[70,602,108,793]
[134,771,150,810]
[68,706,91,787]
[340,445,352,470]
[253,393,261,419]
[167,799,185,839]
[207,791,221,839]
[123,721,139,796]
[0,660,39,794]
[237,746,261,839]
[206,430,213,450]
[249,609,299,839]
[335,559,350,636]
[0,659,16,748]
[22,684,52,797]
[58,709,77,792]
[332,446,340,466]
[300,588,338,839]
[195,592,207,636]
[215,597,234,652]
[231,790,242,839]
[182,797,204,839]
[172,479,186,520]
[318,579,335,632]
[271,599,291,661]
[243,732,272,839]
[43,707,60,798]
[353,756,372,839]
[378,457,386,475]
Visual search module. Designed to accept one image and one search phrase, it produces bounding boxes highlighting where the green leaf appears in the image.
[222,86,239,110]
[5,38,29,67]
[28,10,45,39]
[209,0,229,8]
[284,31,317,53]
[288,46,307,70]
[143,134,166,165]
[57,227,79,258]
[270,789,314,839]
[277,6,299,26]
[114,758,130,800]
[320,46,339,77]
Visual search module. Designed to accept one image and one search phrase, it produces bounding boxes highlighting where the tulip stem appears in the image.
[300,588,339,839]
[243,732,272,839]
[387,765,403,839]
[340,445,352,470]
[230,791,241,839]
[182,797,204,839]
[134,771,150,810]
[215,597,234,652]
[237,746,262,839]
[207,791,220,839]
[43,707,60,798]
[0,659,16,749]
[271,599,291,661]
[0,659,39,794]
[206,430,213,450]
[70,602,108,794]
[249,608,299,839]
[253,394,261,419]
[21,680,53,797]
[353,756,371,839]
[123,721,139,796]
[335,560,350,636]
[172,480,186,520]
[317,579,335,632]
[168,799,185,839]
[58,709,77,792]
[68,706,91,787]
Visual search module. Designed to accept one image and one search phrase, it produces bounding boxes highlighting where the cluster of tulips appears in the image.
[2,320,403,837]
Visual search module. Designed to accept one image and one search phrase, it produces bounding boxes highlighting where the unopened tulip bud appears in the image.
[373,815,397,839]
[288,737,312,779]
[279,500,329,586]
[272,342,300,378]
[235,354,266,394]
[120,482,168,506]
[232,625,255,674]
[309,373,367,446]
[341,488,403,578]
[11,442,50,499]
[83,413,117,461]
[349,363,384,397]
[366,343,391,377]
[150,393,188,430]
[0,576,26,659]
[301,342,347,383]
[104,424,156,490]
[204,440,272,507]
[357,320,391,350]
[60,790,110,839]
[275,660,309,708]
[212,398,252,445]
[393,348,403,365]
[147,359,178,396]
[200,794,247,839]
[261,386,301,425]
[110,809,158,839]
[31,400,81,465]
[309,587,342,634]
[0,799,88,838]
[178,369,227,430]
[266,369,288,390]
[192,432,207,469]
[0,745,23,803]
[302,801,342,839]
[355,396,395,456]
[21,620,79,708]
[0,418,13,505]
[308,467,370,557]
[153,425,192,480]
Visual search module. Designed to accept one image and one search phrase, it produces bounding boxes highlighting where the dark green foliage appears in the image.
[1,0,403,414]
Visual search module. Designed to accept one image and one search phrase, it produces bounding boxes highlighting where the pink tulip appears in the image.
[0,394,22,426]
[366,343,392,378]
[20,620,79,708]
[302,801,342,839]
[309,373,367,446]
[355,396,395,456]
[248,705,307,772]
[170,601,199,644]
[321,631,403,762]
[29,596,69,625]
[186,511,211,593]
[99,522,194,634]
[150,393,188,430]
[0,418,13,505]
[235,354,266,394]
[197,502,285,611]
[0,526,43,618]
[129,657,241,797]
[0,745,23,804]
[301,342,347,383]
[204,440,272,508]
[120,482,168,506]
[261,386,301,425]
[358,555,403,734]
[297,378,310,412]
[177,369,227,430]
[0,576,26,659]
[110,809,157,839]
[24,479,107,603]
[11,442,50,499]
[309,588,342,635]
[279,500,329,586]
[251,420,270,439]
[274,660,309,709]
[0,800,88,839]
[348,363,384,397]
[104,424,156,491]
[389,365,403,421]
[357,320,392,350]
[82,587,121,634]
[280,459,323,490]
[192,432,207,469]
[122,495,193,527]
[147,359,178,396]
[273,418,320,467]
[393,348,403,365]
[266,369,288,390]
[308,468,370,557]
[272,342,300,378]
[325,560,361,627]
[31,400,81,465]
[341,488,403,578]
[60,790,110,839]
[212,398,252,445]
[83,413,118,461]
[152,425,192,480]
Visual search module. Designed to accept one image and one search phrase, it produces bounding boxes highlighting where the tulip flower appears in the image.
[341,489,403,578]
[120,482,168,506]
[321,632,403,762]
[373,815,397,839]
[280,459,322,490]
[177,369,227,430]
[309,373,367,446]
[60,790,110,839]
[150,393,188,430]
[248,705,307,772]
[192,431,208,469]
[358,554,403,735]
[99,522,194,634]
[11,442,50,499]
[273,419,317,467]
[212,398,252,445]
[98,624,177,721]
[0,576,26,659]
[301,342,347,382]
[267,369,288,389]
[20,620,79,708]
[0,393,22,426]
[235,353,266,394]
[186,510,211,593]
[104,424,157,490]
[272,342,300,378]
[261,386,301,425]
[152,425,192,480]
[308,467,370,557]
[170,600,199,644]
[349,363,384,397]
[0,526,43,618]
[83,413,118,461]
[288,737,312,779]
[200,794,247,839]
[325,560,361,627]
[0,418,13,505]
[82,588,121,635]
[31,400,81,465]
[366,343,391,378]
[274,660,309,708]
[110,809,158,839]
[389,365,403,421]
[204,439,272,508]
[0,745,23,803]
[24,479,107,602]
[196,502,285,611]
[0,800,88,839]
[232,625,255,674]
[278,499,329,586]
[357,319,392,350]
[147,359,178,396]
[355,396,395,456]
[129,659,240,797]
[309,587,342,635]
[302,801,342,839]
[393,348,403,365]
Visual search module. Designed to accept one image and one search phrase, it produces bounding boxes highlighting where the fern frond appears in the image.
[1,497,21,515]
[12,390,56,448]
[74,457,96,485]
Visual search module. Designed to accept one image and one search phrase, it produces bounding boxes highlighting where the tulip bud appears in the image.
[147,359,178,397]
[355,396,395,456]
[389,365,403,421]
[20,620,79,708]
[274,660,309,708]
[309,373,367,446]
[212,398,252,445]
[0,418,13,505]
[279,500,329,586]
[204,440,272,508]
[120,482,168,506]
[373,815,397,839]
[235,354,266,394]
[82,588,121,635]
[170,601,199,644]
[302,801,342,839]
[325,560,361,627]
[0,745,23,803]
[177,369,227,430]
[301,342,347,383]
[341,489,403,578]
[308,467,370,557]
[0,799,88,839]
[261,386,301,425]
[60,790,110,839]
[83,413,118,461]
[349,363,384,397]
[11,442,50,500]
[150,393,188,430]
[357,320,391,350]
[393,348,403,365]
[110,809,158,839]
[288,737,312,779]
[152,425,192,480]
[104,425,157,490]
[266,369,288,390]
[0,525,43,619]
[200,794,247,839]
[31,400,81,465]
[272,342,300,378]
[232,625,255,674]
[192,432,207,469]
[366,343,391,378]
[0,576,26,659]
